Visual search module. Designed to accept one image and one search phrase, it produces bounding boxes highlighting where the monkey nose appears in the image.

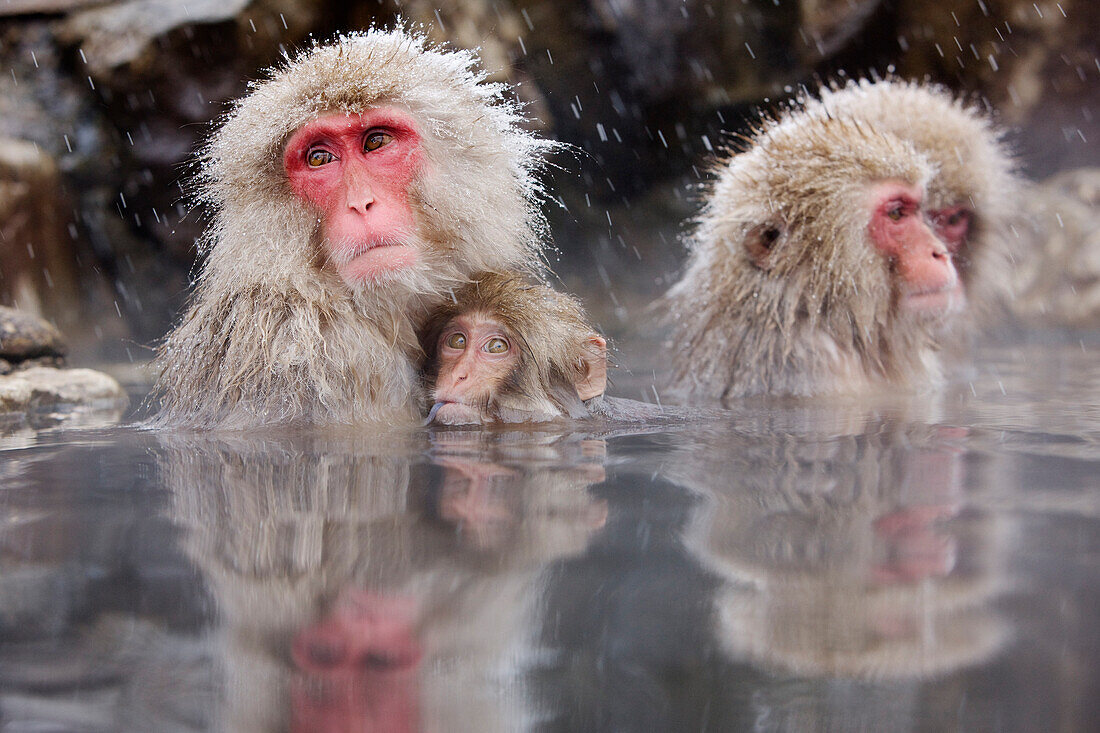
[346,195,374,215]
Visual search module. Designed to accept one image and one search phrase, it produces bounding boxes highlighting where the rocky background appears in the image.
[0,0,1097,359]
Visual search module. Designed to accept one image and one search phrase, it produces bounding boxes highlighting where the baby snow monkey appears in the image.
[419,273,609,426]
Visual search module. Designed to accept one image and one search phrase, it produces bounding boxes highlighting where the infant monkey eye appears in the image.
[306,148,335,167]
[363,131,394,152]
[484,337,509,354]
[444,332,467,349]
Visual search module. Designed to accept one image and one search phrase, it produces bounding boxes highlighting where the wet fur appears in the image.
[419,272,603,422]
[152,28,554,429]
[665,85,955,403]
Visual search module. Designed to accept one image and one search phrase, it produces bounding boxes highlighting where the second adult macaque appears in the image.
[665,88,971,402]
[419,273,608,425]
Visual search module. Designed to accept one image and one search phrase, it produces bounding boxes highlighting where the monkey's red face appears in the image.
[429,313,521,425]
[284,109,424,287]
[867,182,964,316]
[929,205,973,255]
[290,590,421,732]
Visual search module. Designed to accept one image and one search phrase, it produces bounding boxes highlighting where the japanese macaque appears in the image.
[664,89,971,402]
[152,28,551,428]
[801,79,1022,321]
[419,272,609,425]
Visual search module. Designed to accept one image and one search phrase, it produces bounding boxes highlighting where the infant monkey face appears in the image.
[429,313,520,425]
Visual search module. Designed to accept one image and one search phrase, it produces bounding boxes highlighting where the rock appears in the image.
[0,366,127,415]
[0,139,84,329]
[0,307,67,363]
[58,0,253,76]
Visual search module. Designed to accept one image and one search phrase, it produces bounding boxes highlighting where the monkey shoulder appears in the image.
[584,395,698,423]
[157,282,421,427]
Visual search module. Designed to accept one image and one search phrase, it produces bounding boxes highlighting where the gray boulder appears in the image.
[0,306,67,374]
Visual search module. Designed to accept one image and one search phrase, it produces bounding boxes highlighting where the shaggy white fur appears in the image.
[153,27,554,429]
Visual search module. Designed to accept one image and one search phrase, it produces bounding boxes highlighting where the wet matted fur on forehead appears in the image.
[664,99,941,400]
[420,272,601,391]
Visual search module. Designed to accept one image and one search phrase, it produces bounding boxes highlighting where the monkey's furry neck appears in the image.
[665,251,946,403]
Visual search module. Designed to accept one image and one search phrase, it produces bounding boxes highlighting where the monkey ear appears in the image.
[575,336,608,401]
[744,222,785,270]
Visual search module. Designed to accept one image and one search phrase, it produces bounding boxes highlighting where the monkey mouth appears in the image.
[336,244,419,285]
[426,401,484,426]
[902,283,965,316]
[350,237,402,255]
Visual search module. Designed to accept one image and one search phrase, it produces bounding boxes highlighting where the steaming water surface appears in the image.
[2,340,1099,731]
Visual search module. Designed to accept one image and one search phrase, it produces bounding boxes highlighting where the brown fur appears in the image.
[152,28,554,429]
[419,272,604,421]
[665,98,942,402]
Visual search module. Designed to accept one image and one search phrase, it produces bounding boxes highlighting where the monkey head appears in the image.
[720,115,958,322]
[201,28,551,302]
[666,105,964,399]
[807,79,1021,314]
[419,273,608,425]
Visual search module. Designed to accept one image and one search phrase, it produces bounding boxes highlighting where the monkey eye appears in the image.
[444,332,467,350]
[931,206,972,251]
[306,148,335,167]
[363,131,394,152]
[887,205,905,222]
[484,337,509,354]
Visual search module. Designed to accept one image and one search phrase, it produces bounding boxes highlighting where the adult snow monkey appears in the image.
[153,28,553,428]
[664,93,967,402]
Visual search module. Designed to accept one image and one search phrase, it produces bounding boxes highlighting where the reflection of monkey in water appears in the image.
[153,29,552,428]
[664,425,1008,680]
[290,589,422,733]
[163,430,611,732]
[419,272,679,426]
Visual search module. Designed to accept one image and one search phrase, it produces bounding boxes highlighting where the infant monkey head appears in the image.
[420,273,607,425]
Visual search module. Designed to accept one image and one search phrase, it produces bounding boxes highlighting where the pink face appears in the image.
[929,205,973,255]
[436,457,520,549]
[430,313,519,425]
[867,182,964,315]
[290,590,421,733]
[283,108,424,287]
